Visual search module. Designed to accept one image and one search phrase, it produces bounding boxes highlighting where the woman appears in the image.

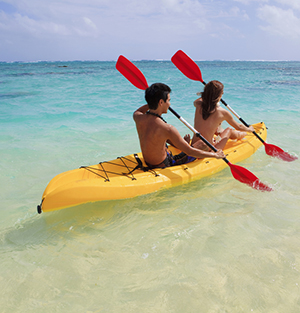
[191,80,254,150]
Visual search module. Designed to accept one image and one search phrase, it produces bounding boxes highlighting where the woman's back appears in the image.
[192,98,226,145]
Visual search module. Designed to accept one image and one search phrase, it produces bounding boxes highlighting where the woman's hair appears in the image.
[145,83,171,110]
[200,80,224,120]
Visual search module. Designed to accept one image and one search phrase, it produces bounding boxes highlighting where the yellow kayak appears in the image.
[37,122,267,213]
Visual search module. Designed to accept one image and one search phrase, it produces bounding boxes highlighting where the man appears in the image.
[133,83,225,169]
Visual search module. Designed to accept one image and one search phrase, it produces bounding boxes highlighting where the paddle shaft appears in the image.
[168,107,230,164]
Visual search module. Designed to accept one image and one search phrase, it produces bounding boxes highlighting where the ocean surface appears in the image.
[1,59,300,312]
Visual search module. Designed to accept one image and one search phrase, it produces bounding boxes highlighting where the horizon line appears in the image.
[1,58,300,64]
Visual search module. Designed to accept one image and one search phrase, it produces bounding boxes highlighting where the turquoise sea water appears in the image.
[1,60,300,312]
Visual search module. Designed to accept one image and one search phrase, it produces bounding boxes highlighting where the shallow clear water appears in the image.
[1,60,300,312]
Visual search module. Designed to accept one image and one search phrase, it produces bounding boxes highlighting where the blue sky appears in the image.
[0,0,300,62]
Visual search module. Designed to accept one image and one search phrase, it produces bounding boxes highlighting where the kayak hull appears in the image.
[38,122,267,213]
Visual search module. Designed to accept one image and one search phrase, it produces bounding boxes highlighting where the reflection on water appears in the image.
[1,60,300,312]
[1,165,300,312]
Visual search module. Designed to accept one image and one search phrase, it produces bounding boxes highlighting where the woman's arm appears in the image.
[224,110,254,132]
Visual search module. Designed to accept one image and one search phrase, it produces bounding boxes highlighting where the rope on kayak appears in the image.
[80,164,110,181]
[80,154,159,182]
[130,154,160,176]
[118,156,138,180]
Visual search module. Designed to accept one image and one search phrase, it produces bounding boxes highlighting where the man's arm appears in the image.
[133,104,149,121]
[166,124,225,159]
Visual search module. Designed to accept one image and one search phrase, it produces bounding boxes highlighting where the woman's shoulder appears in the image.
[216,105,227,114]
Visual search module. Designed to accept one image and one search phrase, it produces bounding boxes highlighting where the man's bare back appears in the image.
[134,104,172,166]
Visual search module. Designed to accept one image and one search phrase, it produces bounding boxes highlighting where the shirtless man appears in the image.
[133,83,225,169]
[191,80,254,150]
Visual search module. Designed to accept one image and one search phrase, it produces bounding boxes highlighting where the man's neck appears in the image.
[146,110,167,123]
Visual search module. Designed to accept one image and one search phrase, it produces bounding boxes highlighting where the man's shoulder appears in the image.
[133,110,145,122]
[164,122,181,138]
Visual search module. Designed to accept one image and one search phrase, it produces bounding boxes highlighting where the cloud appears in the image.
[0,0,255,42]
[74,17,98,37]
[15,13,70,36]
[1,0,300,61]
[257,5,300,38]
[275,0,300,10]
[0,0,209,41]
[234,0,300,10]
[0,1,99,38]
[233,0,267,5]
[218,6,249,20]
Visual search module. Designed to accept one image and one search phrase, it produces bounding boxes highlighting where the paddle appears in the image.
[171,50,297,162]
[116,55,272,191]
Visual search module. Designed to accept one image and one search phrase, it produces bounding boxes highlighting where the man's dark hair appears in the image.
[145,83,171,110]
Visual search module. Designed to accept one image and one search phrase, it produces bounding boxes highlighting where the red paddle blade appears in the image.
[116,55,148,90]
[228,162,273,191]
[171,50,204,83]
[264,142,298,162]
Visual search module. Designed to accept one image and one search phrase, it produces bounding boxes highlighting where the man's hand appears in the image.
[214,149,225,159]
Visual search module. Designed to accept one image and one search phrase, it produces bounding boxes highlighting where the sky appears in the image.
[0,0,300,62]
